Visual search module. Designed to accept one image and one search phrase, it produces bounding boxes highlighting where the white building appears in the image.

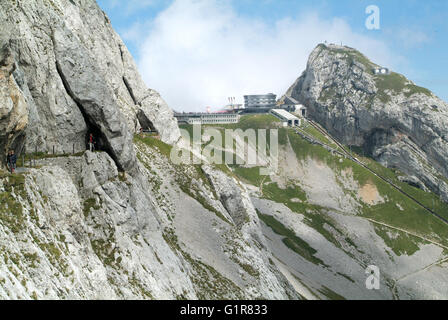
[373,67,390,75]
[295,105,307,118]
[175,113,240,125]
[199,113,240,124]
[270,109,301,127]
[280,96,307,118]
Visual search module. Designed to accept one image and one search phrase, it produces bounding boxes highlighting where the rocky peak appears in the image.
[285,43,448,201]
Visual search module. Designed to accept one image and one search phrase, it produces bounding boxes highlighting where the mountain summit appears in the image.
[284,43,448,202]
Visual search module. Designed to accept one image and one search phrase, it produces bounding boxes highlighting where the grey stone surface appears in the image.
[0,0,180,163]
[0,43,28,164]
[52,27,136,171]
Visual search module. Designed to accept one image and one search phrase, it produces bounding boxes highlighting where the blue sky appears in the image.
[97,0,448,111]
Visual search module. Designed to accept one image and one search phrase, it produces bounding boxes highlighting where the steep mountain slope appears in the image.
[198,115,448,299]
[2,0,448,301]
[0,140,297,299]
[0,0,297,299]
[284,43,448,203]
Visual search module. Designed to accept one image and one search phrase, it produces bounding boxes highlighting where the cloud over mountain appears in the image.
[132,0,396,112]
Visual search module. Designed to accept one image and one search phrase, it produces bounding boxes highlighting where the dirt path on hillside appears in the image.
[391,256,448,300]
[364,218,448,251]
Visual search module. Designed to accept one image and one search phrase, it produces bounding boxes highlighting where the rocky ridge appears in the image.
[284,43,448,202]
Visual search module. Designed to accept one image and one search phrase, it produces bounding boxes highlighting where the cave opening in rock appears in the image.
[55,60,122,169]
[82,112,107,152]
[363,128,391,157]
[1,132,26,167]
[137,110,157,133]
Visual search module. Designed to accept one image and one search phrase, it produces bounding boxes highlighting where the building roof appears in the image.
[244,93,277,98]
[271,109,299,121]
[283,96,300,105]
[174,112,239,117]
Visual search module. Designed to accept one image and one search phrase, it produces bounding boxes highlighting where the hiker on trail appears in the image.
[88,133,95,152]
[6,150,17,173]
[6,151,11,172]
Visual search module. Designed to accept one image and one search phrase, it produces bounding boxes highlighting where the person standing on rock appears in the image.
[88,133,95,152]
[7,150,17,174]
[6,151,11,172]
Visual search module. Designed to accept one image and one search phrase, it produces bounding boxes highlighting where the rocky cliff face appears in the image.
[0,44,28,161]
[0,0,298,299]
[285,43,448,202]
[0,0,180,169]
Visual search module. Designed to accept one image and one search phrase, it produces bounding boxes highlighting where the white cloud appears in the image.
[134,0,397,112]
[393,28,431,48]
[121,20,153,44]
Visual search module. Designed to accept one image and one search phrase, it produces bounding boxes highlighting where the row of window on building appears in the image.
[177,113,241,125]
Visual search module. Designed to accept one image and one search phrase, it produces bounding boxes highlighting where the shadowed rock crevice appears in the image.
[363,128,397,157]
[123,76,137,106]
[136,110,156,132]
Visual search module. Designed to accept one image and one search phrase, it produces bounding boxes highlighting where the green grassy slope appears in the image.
[137,115,448,299]
[170,115,448,258]
[197,115,448,255]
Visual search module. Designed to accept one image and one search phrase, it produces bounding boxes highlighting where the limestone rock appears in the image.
[0,43,28,165]
[52,27,136,171]
[202,165,251,228]
[138,89,181,145]
[285,43,448,201]
[0,0,180,164]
